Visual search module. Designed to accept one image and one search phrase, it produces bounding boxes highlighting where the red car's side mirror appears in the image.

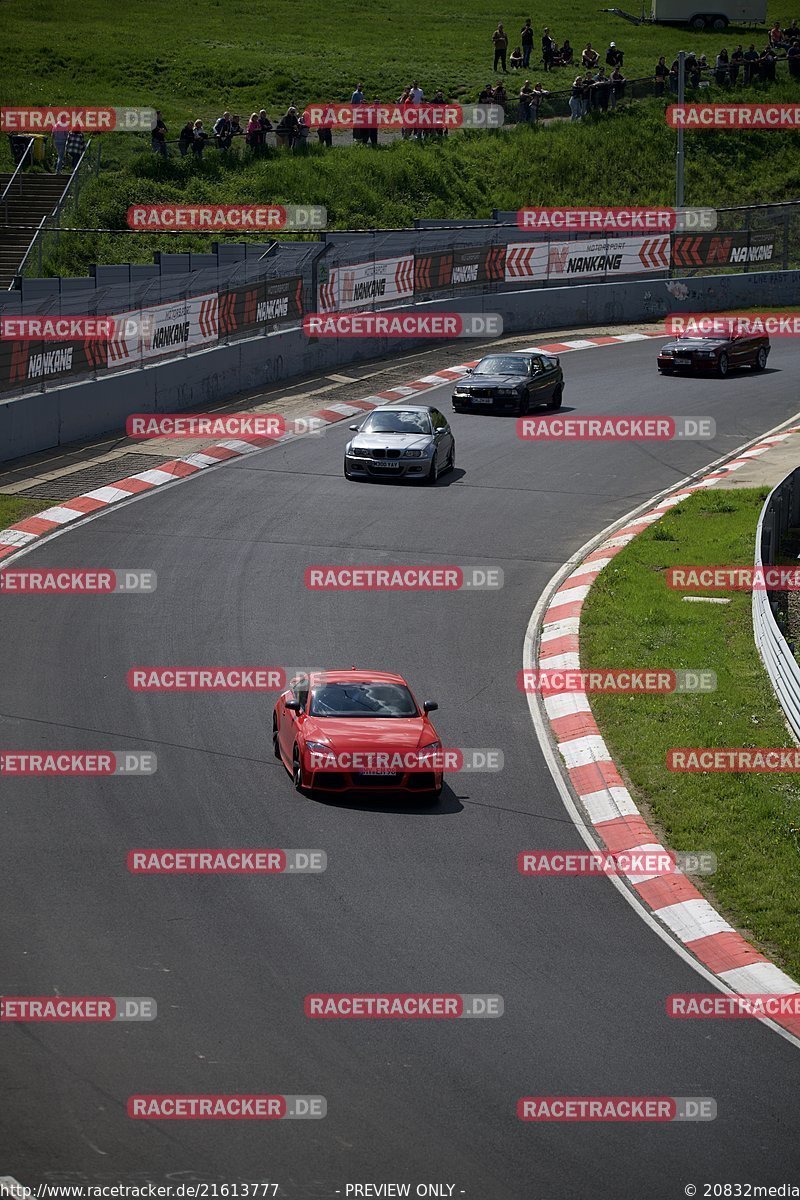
[285,699,302,712]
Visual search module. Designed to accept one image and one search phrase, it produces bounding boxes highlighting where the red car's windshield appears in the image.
[309,682,418,718]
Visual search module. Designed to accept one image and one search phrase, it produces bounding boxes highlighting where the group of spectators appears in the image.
[140,16,800,160]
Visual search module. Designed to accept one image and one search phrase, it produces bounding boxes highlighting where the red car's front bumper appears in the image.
[303,763,443,794]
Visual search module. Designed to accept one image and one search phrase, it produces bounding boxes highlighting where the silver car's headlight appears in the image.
[404,449,424,458]
[349,445,371,458]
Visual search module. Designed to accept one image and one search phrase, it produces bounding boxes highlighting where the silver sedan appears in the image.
[344,405,456,483]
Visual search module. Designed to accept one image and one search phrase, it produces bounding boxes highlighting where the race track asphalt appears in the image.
[2,336,799,1198]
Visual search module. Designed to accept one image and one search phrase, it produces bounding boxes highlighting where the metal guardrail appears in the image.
[1,137,35,225]
[753,465,800,742]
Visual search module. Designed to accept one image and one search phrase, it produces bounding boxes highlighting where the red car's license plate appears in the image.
[359,770,398,777]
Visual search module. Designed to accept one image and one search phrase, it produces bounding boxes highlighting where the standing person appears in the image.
[529,80,549,121]
[669,56,680,93]
[151,110,168,157]
[192,119,208,158]
[569,74,583,120]
[654,54,668,95]
[685,50,701,87]
[429,88,447,137]
[246,112,262,151]
[730,44,744,83]
[350,83,366,143]
[409,80,425,141]
[609,65,625,107]
[518,78,534,121]
[521,19,534,68]
[230,114,244,145]
[743,43,759,83]
[213,110,232,150]
[493,80,507,110]
[65,125,86,170]
[594,66,610,110]
[52,116,70,173]
[580,72,593,114]
[542,27,555,71]
[788,38,800,77]
[258,110,273,142]
[178,120,194,156]
[493,23,509,72]
[715,48,730,85]
[276,106,301,149]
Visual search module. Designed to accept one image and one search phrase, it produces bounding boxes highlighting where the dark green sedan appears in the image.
[451,352,564,416]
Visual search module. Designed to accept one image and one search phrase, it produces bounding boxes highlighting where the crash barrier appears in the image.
[1,200,796,401]
[754,466,800,743]
[1,267,798,463]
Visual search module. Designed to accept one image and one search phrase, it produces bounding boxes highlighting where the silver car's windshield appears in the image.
[309,682,419,717]
[474,356,530,376]
[361,410,432,434]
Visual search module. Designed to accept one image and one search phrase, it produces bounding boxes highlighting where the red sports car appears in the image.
[272,669,443,799]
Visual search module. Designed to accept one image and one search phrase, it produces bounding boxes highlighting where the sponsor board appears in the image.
[218,276,304,336]
[505,235,670,283]
[317,256,414,313]
[671,228,776,269]
[0,336,106,388]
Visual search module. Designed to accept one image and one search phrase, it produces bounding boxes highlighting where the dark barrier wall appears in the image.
[1,270,797,463]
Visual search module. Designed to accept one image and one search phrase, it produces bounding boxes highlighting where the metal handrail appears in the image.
[8,138,95,288]
[1,137,35,223]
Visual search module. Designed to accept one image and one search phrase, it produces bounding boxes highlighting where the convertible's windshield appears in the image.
[361,410,431,434]
[473,356,530,376]
[309,682,419,718]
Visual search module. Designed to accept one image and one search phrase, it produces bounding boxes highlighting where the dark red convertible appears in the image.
[657,333,770,377]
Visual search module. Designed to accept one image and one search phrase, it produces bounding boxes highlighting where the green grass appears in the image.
[1,0,798,274]
[581,488,800,981]
[0,496,55,531]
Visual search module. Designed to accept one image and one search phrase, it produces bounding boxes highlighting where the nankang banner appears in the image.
[317,256,415,313]
[218,276,304,336]
[505,236,670,282]
[0,336,107,389]
[671,229,777,269]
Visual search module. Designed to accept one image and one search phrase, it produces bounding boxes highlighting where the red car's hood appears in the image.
[303,716,434,750]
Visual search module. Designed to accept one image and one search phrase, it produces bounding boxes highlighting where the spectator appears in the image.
[743,43,759,83]
[610,65,625,107]
[397,87,413,139]
[230,114,244,142]
[493,23,509,72]
[258,110,273,139]
[351,83,366,143]
[246,112,262,150]
[570,74,584,119]
[151,110,168,157]
[730,44,744,83]
[478,83,495,103]
[493,80,508,109]
[52,117,70,173]
[276,106,301,149]
[192,119,208,158]
[758,45,776,80]
[430,88,447,137]
[510,46,524,69]
[213,110,232,150]
[529,80,549,121]
[542,27,556,70]
[605,41,624,67]
[788,38,800,76]
[669,56,680,93]
[687,51,702,87]
[787,18,800,40]
[410,79,424,103]
[518,78,534,120]
[65,126,86,169]
[560,40,574,65]
[582,43,599,68]
[715,48,730,85]
[178,120,194,156]
[521,19,534,67]
[769,20,787,47]
[593,66,611,110]
[654,55,668,95]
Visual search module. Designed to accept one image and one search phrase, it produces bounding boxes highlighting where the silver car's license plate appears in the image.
[371,460,401,468]
[674,357,692,365]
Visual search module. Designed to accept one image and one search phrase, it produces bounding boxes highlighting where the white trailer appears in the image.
[651,0,767,30]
